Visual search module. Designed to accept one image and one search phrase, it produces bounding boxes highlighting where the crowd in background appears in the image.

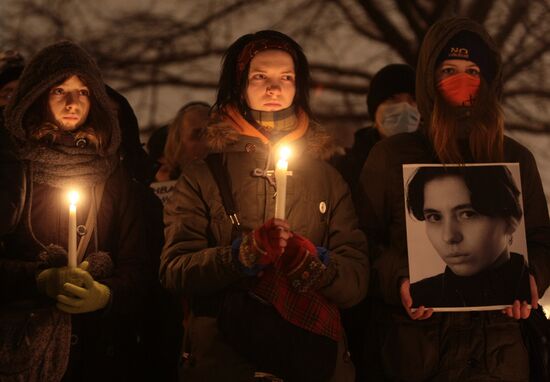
[1,15,549,382]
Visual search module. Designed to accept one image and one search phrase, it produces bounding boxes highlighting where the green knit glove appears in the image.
[37,261,90,299]
[56,267,111,314]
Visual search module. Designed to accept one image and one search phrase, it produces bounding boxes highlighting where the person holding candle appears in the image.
[357,17,550,380]
[0,41,153,381]
[160,30,368,381]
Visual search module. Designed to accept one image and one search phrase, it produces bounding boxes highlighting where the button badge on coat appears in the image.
[77,225,87,236]
[319,201,327,214]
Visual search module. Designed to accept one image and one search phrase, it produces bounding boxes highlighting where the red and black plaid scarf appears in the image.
[252,267,342,342]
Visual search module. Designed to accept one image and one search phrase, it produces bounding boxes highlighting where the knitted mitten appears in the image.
[278,234,329,292]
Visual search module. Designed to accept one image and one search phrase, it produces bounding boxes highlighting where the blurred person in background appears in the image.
[163,101,210,180]
[0,50,25,108]
[332,64,418,193]
[147,125,169,182]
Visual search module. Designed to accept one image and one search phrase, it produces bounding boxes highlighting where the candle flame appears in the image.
[279,146,291,161]
[68,190,79,205]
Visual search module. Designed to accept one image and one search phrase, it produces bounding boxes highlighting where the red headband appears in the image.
[236,39,296,83]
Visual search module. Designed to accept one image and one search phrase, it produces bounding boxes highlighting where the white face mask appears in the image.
[378,101,420,136]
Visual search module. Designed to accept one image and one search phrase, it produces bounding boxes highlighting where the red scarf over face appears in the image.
[438,73,480,107]
[223,104,342,341]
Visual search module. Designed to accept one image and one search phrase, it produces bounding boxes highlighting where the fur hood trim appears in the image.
[204,114,339,160]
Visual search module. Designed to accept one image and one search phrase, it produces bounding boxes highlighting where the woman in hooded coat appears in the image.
[160,30,368,382]
[358,17,550,381]
[0,41,152,381]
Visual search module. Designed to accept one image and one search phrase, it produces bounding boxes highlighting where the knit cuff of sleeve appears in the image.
[287,253,328,293]
[316,246,330,266]
[232,234,266,276]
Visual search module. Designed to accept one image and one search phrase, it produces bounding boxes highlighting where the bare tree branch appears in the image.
[394,0,425,42]
[465,0,495,25]
[357,0,416,64]
[2,0,547,136]
[493,0,528,48]
[330,0,383,41]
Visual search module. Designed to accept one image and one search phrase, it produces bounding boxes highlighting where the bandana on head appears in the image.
[236,39,297,83]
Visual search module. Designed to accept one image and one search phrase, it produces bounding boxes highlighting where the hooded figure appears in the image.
[1,41,152,381]
[0,50,25,107]
[331,63,418,193]
[358,17,550,381]
[105,85,157,185]
[160,30,368,382]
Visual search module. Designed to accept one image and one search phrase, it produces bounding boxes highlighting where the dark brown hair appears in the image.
[214,30,312,118]
[407,165,522,221]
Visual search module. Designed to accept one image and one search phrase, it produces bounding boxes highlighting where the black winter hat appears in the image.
[147,125,168,163]
[367,64,415,120]
[437,30,492,82]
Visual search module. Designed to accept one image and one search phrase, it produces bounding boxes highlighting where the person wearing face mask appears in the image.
[357,17,550,381]
[331,64,418,193]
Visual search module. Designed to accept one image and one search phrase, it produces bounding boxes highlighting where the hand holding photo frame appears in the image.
[403,163,531,312]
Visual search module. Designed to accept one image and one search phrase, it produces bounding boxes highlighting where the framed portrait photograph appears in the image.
[403,163,530,312]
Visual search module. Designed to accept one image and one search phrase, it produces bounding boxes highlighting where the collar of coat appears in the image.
[203,104,339,160]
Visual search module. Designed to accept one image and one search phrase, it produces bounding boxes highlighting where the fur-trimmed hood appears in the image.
[4,41,120,157]
[203,115,339,161]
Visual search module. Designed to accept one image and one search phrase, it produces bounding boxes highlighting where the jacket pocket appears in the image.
[183,315,255,381]
[379,312,440,382]
[485,316,529,381]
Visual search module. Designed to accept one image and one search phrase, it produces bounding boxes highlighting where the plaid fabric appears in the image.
[225,105,309,147]
[252,267,342,342]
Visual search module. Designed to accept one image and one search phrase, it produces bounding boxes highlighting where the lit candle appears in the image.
[274,146,291,220]
[67,190,79,268]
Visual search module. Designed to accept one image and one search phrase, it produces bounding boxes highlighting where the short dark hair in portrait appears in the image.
[406,165,530,309]
[407,165,522,223]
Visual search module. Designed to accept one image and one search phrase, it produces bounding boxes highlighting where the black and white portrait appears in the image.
[404,163,530,311]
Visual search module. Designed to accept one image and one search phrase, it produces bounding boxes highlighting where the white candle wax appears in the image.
[67,192,78,268]
[274,158,288,220]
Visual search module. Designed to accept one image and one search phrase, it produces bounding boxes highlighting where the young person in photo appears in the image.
[358,17,550,381]
[407,165,530,308]
[160,30,367,381]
